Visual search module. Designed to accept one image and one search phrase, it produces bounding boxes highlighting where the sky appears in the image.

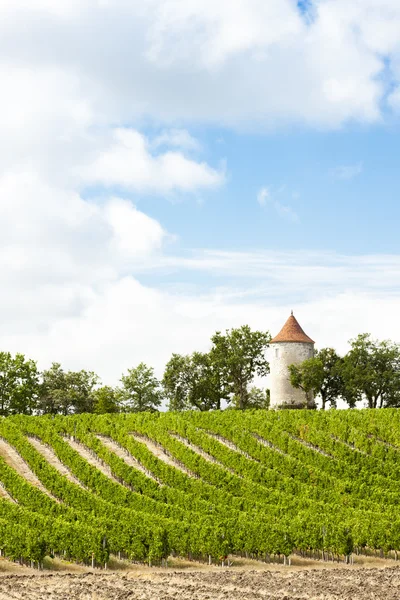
[2,0,400,391]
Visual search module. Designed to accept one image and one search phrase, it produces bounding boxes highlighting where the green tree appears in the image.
[288,348,344,410]
[245,386,270,410]
[163,352,228,411]
[66,369,100,413]
[163,354,191,411]
[210,325,271,409]
[38,363,65,415]
[340,333,400,408]
[0,352,39,416]
[120,363,162,412]
[38,363,99,415]
[92,386,120,414]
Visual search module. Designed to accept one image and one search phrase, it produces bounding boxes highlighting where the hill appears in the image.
[0,409,399,568]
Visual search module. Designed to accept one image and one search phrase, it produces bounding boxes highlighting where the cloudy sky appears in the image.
[2,0,400,387]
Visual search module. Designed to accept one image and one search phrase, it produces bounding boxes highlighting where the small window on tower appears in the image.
[275,348,279,358]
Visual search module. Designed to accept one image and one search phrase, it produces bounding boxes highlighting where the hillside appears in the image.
[0,409,400,568]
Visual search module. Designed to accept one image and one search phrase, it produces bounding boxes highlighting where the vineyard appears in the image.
[0,409,400,568]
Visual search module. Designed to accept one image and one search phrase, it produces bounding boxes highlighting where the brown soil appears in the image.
[169,433,238,476]
[130,433,195,478]
[0,563,399,599]
[0,439,57,501]
[204,430,258,462]
[27,436,86,489]
[64,437,131,489]
[96,435,160,483]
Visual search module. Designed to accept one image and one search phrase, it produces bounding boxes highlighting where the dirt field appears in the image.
[0,566,399,600]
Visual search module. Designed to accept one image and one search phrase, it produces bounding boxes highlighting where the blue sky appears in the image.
[1,0,400,396]
[139,124,400,255]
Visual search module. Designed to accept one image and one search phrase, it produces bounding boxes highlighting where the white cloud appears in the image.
[274,203,299,222]
[388,86,400,111]
[151,129,201,152]
[2,249,400,387]
[80,128,224,194]
[144,0,303,69]
[0,65,93,182]
[0,170,166,336]
[257,187,270,207]
[0,0,400,392]
[0,0,81,18]
[330,162,363,181]
[0,1,399,129]
[0,63,223,196]
[257,186,299,222]
[104,198,166,259]
[147,249,400,297]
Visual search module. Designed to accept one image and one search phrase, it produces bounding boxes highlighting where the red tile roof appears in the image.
[271,313,315,344]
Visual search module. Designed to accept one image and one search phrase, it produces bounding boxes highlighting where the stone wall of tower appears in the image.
[269,342,314,409]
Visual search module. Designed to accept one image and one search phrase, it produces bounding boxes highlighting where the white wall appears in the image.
[270,342,314,408]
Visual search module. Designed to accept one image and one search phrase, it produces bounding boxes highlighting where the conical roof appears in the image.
[271,313,314,344]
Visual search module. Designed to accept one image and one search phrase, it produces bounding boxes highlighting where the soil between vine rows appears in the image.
[0,567,398,600]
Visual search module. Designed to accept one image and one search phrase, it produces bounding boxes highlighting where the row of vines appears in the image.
[0,409,399,566]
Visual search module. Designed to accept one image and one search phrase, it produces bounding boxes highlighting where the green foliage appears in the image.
[289,348,343,409]
[235,386,270,410]
[163,326,270,411]
[38,363,100,415]
[92,386,120,414]
[120,363,162,412]
[341,334,400,408]
[0,410,400,565]
[163,354,190,411]
[0,352,39,416]
[210,325,271,409]
[2,328,400,567]
[163,352,228,411]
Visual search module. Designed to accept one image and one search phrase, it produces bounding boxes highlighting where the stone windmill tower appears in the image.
[269,312,315,409]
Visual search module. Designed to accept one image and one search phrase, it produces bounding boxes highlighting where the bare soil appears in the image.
[0,439,53,500]
[64,437,131,489]
[95,436,159,483]
[28,436,85,489]
[0,562,399,599]
[130,433,195,478]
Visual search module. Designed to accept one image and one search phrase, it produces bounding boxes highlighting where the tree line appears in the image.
[289,333,400,409]
[0,326,270,416]
[1,327,399,415]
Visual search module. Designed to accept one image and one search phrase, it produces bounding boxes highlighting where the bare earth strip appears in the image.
[63,437,132,490]
[367,434,400,451]
[331,436,369,456]
[95,435,160,483]
[252,434,287,456]
[0,439,57,501]
[0,568,399,600]
[130,433,196,478]
[27,437,86,490]
[202,430,258,462]
[288,433,335,459]
[0,483,16,503]
[169,433,239,477]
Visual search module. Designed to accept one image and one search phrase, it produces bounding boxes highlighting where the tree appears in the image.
[92,386,120,414]
[0,352,39,416]
[38,363,66,415]
[38,363,100,415]
[245,386,270,410]
[163,352,228,411]
[163,354,191,412]
[120,363,162,412]
[66,369,100,414]
[210,325,271,409]
[288,348,344,410]
[340,333,400,409]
